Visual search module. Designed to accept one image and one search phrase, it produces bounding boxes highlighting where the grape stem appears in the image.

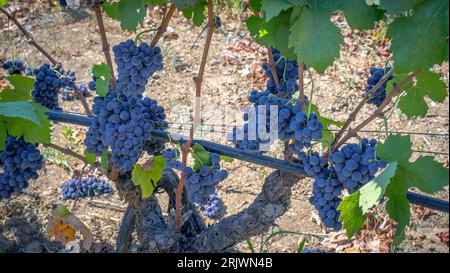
[175,0,215,231]
[267,46,281,90]
[331,67,395,150]
[0,7,92,116]
[44,143,103,171]
[94,4,116,89]
[297,61,305,107]
[332,70,419,151]
[45,143,87,163]
[150,4,177,47]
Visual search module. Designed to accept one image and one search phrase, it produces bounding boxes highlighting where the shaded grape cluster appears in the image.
[31,63,75,110]
[142,97,169,155]
[2,59,32,75]
[113,39,163,97]
[0,136,43,199]
[162,149,228,205]
[310,168,343,230]
[60,177,112,200]
[329,138,387,194]
[287,112,323,154]
[262,48,299,97]
[366,67,394,107]
[296,151,328,177]
[201,194,222,218]
[88,76,97,91]
[60,83,89,101]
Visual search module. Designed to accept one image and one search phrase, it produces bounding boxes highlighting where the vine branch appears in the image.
[150,4,176,47]
[0,6,92,116]
[45,143,86,163]
[332,70,419,150]
[267,47,280,89]
[94,4,116,89]
[331,68,395,150]
[175,0,215,230]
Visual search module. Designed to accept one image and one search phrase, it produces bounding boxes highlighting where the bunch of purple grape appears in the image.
[60,83,89,101]
[366,67,394,107]
[162,149,228,205]
[0,136,43,199]
[2,59,32,75]
[60,177,113,200]
[31,63,75,110]
[287,112,323,154]
[85,39,165,171]
[310,168,343,230]
[85,91,153,171]
[262,48,299,97]
[112,39,163,97]
[201,194,222,218]
[329,138,388,194]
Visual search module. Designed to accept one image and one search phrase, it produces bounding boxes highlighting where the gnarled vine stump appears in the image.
[115,169,303,253]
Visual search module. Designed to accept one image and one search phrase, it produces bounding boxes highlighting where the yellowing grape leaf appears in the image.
[47,205,93,251]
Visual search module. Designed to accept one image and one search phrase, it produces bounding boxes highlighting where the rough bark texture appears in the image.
[115,168,303,252]
[186,171,302,252]
[115,169,207,252]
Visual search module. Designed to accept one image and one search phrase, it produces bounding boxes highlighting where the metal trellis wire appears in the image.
[46,110,450,213]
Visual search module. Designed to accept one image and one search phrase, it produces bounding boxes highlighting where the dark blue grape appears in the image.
[60,177,113,200]
[0,136,43,200]
[365,67,394,107]
[329,138,388,194]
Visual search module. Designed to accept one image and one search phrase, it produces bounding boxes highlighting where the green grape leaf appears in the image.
[287,0,307,4]
[377,134,412,163]
[379,0,427,14]
[386,73,414,95]
[132,156,166,198]
[261,0,293,22]
[0,101,43,125]
[387,0,449,73]
[182,0,206,27]
[246,10,297,60]
[143,0,167,5]
[0,125,6,151]
[249,0,262,12]
[1,103,51,145]
[246,15,263,36]
[385,176,411,244]
[397,71,448,118]
[172,0,197,10]
[92,64,111,97]
[337,192,365,238]
[101,150,110,171]
[306,103,344,148]
[377,134,449,243]
[338,0,385,30]
[407,156,450,193]
[102,0,147,32]
[84,151,96,165]
[0,75,34,102]
[102,2,120,20]
[289,0,343,73]
[338,163,398,238]
[192,143,211,171]
[0,0,8,7]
